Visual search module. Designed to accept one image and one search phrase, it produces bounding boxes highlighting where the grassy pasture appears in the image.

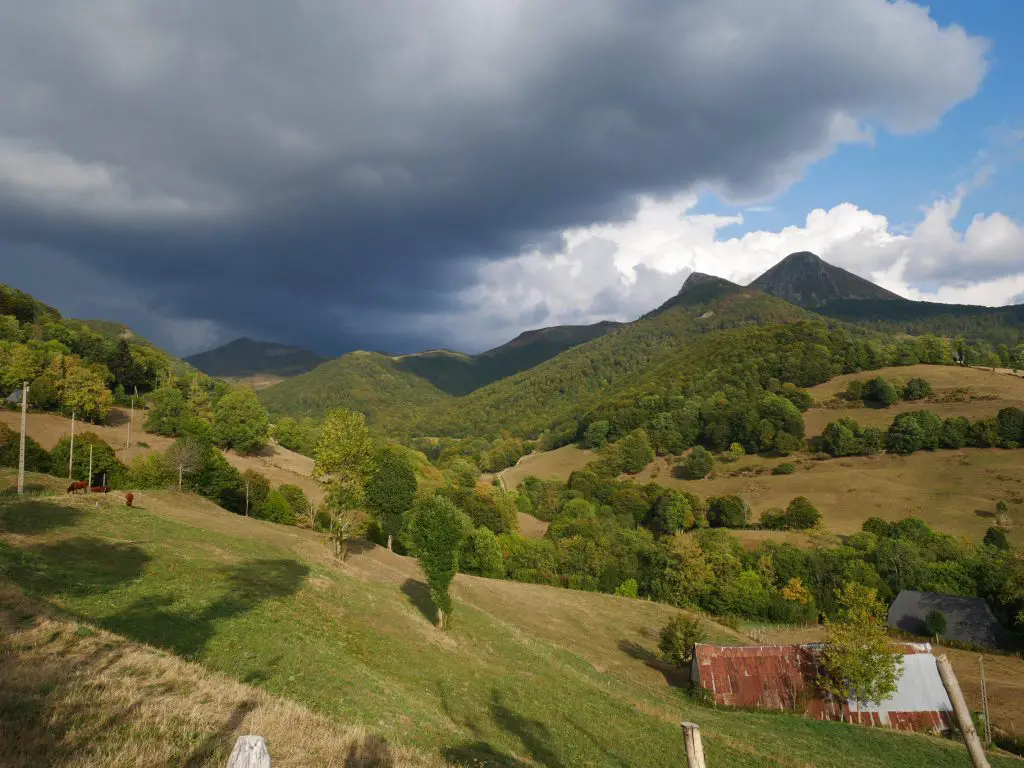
[635,449,1024,544]
[497,444,595,490]
[1,486,1016,767]
[803,364,1024,436]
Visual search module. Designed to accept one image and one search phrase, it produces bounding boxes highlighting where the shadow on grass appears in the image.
[103,558,309,660]
[617,639,689,687]
[0,501,84,535]
[444,742,533,768]
[401,578,436,625]
[183,699,258,767]
[0,537,150,598]
[489,691,564,768]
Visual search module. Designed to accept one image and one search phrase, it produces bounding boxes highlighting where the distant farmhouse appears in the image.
[691,643,952,733]
[887,590,1004,649]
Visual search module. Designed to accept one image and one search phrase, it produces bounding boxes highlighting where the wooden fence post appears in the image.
[227,735,271,768]
[936,655,990,768]
[681,721,707,768]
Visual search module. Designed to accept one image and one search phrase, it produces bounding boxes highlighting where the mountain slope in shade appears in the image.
[394,320,624,395]
[186,337,327,378]
[749,251,902,308]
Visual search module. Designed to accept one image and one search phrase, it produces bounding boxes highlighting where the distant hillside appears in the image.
[413,283,814,438]
[186,337,327,378]
[817,297,1024,349]
[258,350,451,431]
[750,251,902,308]
[395,321,623,395]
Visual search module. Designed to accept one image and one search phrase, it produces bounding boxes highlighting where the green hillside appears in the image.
[395,321,623,395]
[258,350,451,430]
[413,284,815,438]
[185,337,327,378]
[1,489,1014,768]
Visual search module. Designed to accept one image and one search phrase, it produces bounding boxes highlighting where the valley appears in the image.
[3,251,1024,766]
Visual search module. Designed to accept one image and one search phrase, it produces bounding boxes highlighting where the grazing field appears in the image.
[0,584,434,768]
[803,364,1024,436]
[497,444,596,489]
[1,488,1014,767]
[0,407,323,503]
[635,449,1024,544]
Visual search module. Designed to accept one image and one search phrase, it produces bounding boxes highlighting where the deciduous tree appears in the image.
[408,494,472,629]
[819,583,902,715]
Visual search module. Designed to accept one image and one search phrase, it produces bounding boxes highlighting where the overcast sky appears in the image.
[0,0,1021,356]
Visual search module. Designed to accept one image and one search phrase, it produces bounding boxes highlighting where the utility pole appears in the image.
[16,382,28,495]
[68,410,76,480]
[87,445,94,491]
[126,385,137,452]
[245,480,250,517]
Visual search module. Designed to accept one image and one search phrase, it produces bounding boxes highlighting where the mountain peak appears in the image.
[185,337,327,378]
[748,251,902,308]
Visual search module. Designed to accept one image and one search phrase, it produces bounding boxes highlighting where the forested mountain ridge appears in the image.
[186,337,327,378]
[409,284,816,439]
[257,350,451,430]
[394,320,623,395]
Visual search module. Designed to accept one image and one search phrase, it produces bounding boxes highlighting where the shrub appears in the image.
[615,578,639,598]
[724,442,745,462]
[583,420,610,449]
[902,378,933,401]
[258,489,297,525]
[771,462,796,476]
[707,495,749,528]
[866,377,900,407]
[658,614,709,668]
[785,496,821,530]
[923,609,947,638]
[679,446,714,480]
[984,527,1010,550]
[619,428,655,474]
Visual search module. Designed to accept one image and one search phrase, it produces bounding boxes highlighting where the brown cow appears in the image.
[89,486,109,494]
[67,481,88,494]
[125,492,135,508]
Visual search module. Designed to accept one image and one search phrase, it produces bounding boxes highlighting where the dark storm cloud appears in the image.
[0,0,988,354]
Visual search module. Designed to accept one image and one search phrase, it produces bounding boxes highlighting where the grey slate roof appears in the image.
[4,389,22,404]
[887,590,1003,649]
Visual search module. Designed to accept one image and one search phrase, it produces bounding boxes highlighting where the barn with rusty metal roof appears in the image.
[690,642,952,733]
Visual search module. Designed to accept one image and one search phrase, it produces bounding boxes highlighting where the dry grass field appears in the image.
[634,449,1024,544]
[0,584,435,768]
[496,444,596,489]
[803,364,1024,436]
[0,406,324,503]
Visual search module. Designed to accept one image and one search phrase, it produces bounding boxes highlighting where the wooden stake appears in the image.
[980,656,992,747]
[16,382,28,495]
[226,735,271,768]
[936,654,990,768]
[68,410,76,480]
[681,722,707,768]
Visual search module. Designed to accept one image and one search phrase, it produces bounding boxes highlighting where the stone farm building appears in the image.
[888,590,1004,649]
[691,642,952,732]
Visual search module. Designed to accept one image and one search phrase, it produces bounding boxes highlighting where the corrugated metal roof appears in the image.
[692,643,952,733]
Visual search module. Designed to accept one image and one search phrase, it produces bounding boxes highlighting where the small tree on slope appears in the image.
[409,494,471,630]
[819,583,902,718]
